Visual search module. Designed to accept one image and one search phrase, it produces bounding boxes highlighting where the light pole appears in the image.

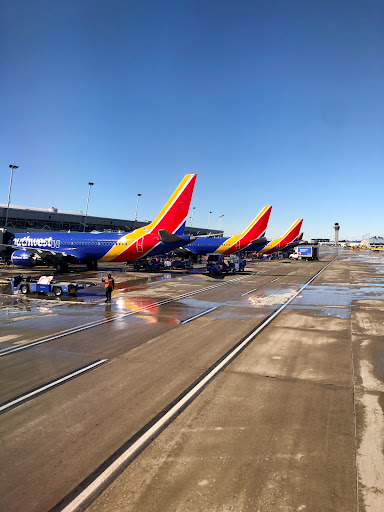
[190,206,196,234]
[134,193,142,227]
[219,214,224,232]
[207,211,212,230]
[5,165,19,228]
[83,182,94,232]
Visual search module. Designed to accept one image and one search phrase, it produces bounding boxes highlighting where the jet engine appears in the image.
[11,250,39,267]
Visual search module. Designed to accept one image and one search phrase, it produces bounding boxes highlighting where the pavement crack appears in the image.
[229,369,351,389]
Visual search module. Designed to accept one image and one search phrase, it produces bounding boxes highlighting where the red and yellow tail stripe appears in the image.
[215,206,272,255]
[100,174,197,262]
[261,219,303,254]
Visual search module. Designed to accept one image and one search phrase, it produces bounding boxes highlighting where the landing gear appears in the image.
[86,261,98,271]
[55,261,68,272]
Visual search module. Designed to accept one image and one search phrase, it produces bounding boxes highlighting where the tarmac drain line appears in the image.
[181,306,218,324]
[0,359,108,415]
[0,273,253,358]
[240,275,282,296]
[53,256,338,512]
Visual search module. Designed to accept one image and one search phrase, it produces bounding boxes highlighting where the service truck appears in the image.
[290,246,319,261]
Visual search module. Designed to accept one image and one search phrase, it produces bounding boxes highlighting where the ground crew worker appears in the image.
[103,273,115,302]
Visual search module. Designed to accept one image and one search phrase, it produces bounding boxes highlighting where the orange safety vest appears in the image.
[105,277,114,288]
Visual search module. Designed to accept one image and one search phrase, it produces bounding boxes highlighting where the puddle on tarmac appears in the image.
[294,285,351,307]
[179,297,222,309]
[248,291,298,306]
[210,312,256,320]
[288,305,351,319]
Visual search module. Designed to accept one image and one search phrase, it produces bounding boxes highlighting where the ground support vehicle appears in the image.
[168,259,193,270]
[207,254,228,275]
[228,254,246,272]
[130,258,164,272]
[11,275,85,296]
[206,254,245,275]
[290,246,319,261]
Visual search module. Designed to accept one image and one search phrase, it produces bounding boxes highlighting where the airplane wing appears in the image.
[0,243,70,260]
[22,247,69,258]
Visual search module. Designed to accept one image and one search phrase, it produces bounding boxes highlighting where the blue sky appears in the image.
[1,0,383,239]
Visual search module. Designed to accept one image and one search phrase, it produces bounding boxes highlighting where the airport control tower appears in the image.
[334,223,340,246]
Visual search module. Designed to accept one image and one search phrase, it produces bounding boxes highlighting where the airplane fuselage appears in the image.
[185,236,266,256]
[12,231,191,265]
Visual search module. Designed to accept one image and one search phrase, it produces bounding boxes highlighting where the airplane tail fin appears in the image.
[148,174,197,236]
[239,206,272,246]
[279,219,303,247]
[174,222,186,236]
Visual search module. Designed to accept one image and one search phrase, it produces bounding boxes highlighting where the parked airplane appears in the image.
[4,174,197,271]
[183,206,272,256]
[258,219,303,254]
[283,232,304,252]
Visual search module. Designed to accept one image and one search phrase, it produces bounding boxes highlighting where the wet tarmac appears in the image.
[0,249,383,512]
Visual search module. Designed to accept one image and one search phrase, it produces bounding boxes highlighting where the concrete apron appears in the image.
[87,254,384,512]
[350,258,384,512]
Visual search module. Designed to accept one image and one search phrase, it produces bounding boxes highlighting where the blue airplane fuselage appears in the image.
[11,231,192,267]
[185,237,266,256]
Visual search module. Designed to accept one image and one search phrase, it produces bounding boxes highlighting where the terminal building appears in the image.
[0,204,223,237]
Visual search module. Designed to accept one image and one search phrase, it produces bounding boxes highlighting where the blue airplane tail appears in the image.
[174,221,186,236]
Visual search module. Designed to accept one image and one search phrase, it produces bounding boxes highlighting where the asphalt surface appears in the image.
[0,249,383,512]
